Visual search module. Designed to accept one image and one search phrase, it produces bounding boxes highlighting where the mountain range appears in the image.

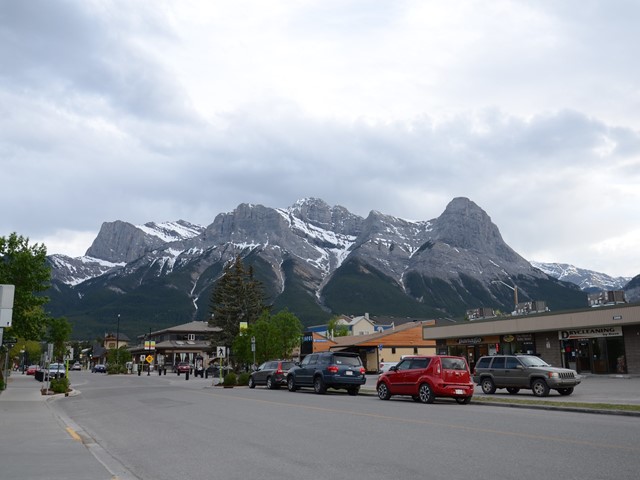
[44,197,638,340]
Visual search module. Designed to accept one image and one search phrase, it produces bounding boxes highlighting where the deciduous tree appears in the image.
[0,233,51,340]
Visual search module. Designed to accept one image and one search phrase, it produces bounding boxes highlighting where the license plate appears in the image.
[345,370,353,376]
[454,389,464,395]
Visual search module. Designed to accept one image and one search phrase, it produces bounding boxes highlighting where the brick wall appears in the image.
[534,332,562,367]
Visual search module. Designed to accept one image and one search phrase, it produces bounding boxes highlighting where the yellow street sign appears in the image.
[145,355,154,364]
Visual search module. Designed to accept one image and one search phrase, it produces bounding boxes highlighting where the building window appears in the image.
[392,347,396,354]
[188,334,195,341]
[413,347,418,354]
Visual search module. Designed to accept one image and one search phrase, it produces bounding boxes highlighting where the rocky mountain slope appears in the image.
[530,262,631,292]
[46,198,591,339]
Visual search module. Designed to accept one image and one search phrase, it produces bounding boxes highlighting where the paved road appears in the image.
[2,371,640,480]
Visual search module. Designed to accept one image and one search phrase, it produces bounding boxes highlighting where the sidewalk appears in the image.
[0,372,117,480]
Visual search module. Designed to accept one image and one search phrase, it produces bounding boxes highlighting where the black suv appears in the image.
[287,352,366,395]
[249,360,296,389]
[473,354,581,397]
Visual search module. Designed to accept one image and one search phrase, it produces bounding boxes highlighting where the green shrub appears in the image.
[50,377,69,394]
[107,364,126,375]
[237,372,250,386]
[223,372,237,387]
[0,379,4,390]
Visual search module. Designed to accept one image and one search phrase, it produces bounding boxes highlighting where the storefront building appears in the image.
[422,303,640,375]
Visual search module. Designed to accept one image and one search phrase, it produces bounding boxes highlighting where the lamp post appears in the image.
[116,314,121,367]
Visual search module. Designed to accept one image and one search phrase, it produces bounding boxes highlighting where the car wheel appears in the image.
[506,387,520,395]
[248,377,255,389]
[455,396,472,405]
[377,383,391,400]
[418,383,435,404]
[266,376,274,390]
[557,387,574,396]
[480,377,497,394]
[532,378,550,397]
[313,376,327,394]
[287,375,297,392]
[347,386,360,396]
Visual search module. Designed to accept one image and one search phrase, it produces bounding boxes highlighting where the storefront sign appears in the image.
[457,337,483,345]
[559,326,622,339]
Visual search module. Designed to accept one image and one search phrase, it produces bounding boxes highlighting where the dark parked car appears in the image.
[287,352,366,396]
[376,356,474,404]
[92,364,107,373]
[473,354,581,397]
[249,360,296,389]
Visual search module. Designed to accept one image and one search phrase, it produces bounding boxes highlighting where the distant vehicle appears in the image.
[92,364,107,373]
[287,352,366,396]
[206,363,231,377]
[249,360,296,389]
[378,362,397,374]
[48,363,66,379]
[26,365,40,375]
[473,354,581,397]
[376,356,474,404]
[71,362,82,371]
[175,362,191,374]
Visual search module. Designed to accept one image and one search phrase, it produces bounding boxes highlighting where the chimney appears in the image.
[365,312,369,320]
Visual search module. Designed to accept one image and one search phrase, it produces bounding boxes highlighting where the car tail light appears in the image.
[436,363,441,375]
[327,365,339,373]
[275,368,283,374]
[360,367,366,375]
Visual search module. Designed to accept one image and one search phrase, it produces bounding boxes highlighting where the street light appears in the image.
[116,314,121,367]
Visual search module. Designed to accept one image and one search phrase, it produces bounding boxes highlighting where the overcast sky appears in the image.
[2,1,639,278]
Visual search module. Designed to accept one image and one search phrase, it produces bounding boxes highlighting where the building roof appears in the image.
[329,321,437,349]
[149,321,222,336]
[421,303,640,340]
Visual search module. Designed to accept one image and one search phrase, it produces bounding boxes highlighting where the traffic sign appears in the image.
[146,355,154,364]
[216,346,226,358]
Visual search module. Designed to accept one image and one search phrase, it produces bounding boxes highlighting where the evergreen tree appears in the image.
[209,255,268,348]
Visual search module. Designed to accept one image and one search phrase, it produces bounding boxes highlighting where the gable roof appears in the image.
[150,321,223,336]
[328,321,436,349]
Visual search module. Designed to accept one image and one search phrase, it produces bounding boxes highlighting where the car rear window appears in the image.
[281,362,295,370]
[441,358,467,370]
[333,355,361,366]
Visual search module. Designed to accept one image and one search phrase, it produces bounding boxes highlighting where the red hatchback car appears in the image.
[376,355,474,404]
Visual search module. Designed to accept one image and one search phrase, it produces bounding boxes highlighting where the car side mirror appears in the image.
[516,365,524,369]
[389,366,398,372]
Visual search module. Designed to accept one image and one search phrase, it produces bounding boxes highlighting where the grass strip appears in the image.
[473,396,640,412]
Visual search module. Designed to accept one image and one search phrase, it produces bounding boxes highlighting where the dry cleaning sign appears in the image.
[559,326,622,339]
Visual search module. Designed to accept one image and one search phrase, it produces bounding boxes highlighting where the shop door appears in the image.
[576,340,591,373]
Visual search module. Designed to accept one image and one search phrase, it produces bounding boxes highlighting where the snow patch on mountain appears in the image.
[137,221,204,242]
[531,261,630,291]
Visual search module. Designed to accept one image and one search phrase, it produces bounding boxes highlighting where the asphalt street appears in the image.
[1,371,639,480]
